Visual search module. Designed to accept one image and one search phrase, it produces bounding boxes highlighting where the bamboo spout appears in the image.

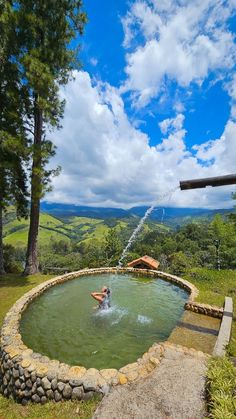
[180,174,236,190]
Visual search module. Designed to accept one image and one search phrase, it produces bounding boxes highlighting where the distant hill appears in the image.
[3,203,234,249]
[41,202,235,224]
[3,207,166,249]
[41,202,128,219]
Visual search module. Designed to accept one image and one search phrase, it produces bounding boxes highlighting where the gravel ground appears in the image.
[93,345,207,419]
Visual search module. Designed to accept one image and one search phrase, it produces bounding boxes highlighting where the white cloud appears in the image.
[225,73,236,120]
[46,71,236,209]
[122,0,236,107]
[90,57,98,66]
[194,120,236,172]
[159,114,185,135]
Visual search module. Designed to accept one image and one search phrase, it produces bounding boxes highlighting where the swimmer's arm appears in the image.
[91,292,105,297]
[91,292,105,303]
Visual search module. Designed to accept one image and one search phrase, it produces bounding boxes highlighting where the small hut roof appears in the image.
[127,255,159,270]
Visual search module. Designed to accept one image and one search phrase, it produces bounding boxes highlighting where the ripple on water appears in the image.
[137,314,152,325]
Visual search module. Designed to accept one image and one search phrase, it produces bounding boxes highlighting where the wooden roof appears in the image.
[127,255,160,270]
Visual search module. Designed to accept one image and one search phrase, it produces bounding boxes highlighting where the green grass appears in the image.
[3,211,125,247]
[206,357,236,419]
[3,209,169,252]
[0,395,100,419]
[3,228,29,247]
[0,273,100,418]
[68,217,102,226]
[183,268,236,356]
[0,274,53,328]
[3,212,69,248]
[81,224,109,244]
[4,226,71,248]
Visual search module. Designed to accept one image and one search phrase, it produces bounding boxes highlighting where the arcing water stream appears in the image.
[117,186,179,267]
[117,205,155,267]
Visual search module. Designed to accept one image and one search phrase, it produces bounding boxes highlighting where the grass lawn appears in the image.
[0,273,100,419]
[183,268,236,356]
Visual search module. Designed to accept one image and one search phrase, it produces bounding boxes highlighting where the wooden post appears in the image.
[180,174,236,190]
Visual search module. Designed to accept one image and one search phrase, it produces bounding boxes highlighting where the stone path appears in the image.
[93,343,208,419]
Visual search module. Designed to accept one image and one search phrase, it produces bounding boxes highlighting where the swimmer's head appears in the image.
[102,286,110,295]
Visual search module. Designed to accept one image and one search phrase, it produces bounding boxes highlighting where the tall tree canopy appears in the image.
[6,0,87,274]
[0,1,28,274]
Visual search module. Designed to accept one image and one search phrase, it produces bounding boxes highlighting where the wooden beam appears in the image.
[180,174,236,190]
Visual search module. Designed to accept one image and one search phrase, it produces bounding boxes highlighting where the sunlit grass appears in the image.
[183,268,236,356]
[206,357,236,419]
[0,394,100,419]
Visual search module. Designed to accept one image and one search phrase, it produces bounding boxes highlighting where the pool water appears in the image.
[20,273,188,369]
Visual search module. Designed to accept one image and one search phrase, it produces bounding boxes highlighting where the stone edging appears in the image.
[184,301,223,318]
[0,267,197,404]
[213,297,233,356]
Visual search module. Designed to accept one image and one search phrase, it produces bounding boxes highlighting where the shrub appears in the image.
[206,357,236,419]
[3,244,24,273]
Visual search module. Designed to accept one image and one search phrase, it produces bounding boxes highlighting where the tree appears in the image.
[0,1,28,274]
[0,139,28,274]
[104,228,122,266]
[169,251,196,275]
[229,192,236,225]
[9,1,87,274]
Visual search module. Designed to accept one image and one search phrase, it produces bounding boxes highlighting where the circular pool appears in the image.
[20,273,188,370]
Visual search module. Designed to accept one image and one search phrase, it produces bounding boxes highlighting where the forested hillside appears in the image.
[2,207,236,275]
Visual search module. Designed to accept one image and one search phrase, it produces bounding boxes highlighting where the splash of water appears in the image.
[117,186,179,267]
[137,314,152,324]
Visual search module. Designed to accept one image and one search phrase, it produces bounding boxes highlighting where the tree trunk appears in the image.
[23,100,42,275]
[0,205,5,275]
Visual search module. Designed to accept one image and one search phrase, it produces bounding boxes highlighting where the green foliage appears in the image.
[3,244,24,273]
[206,357,236,419]
[229,192,236,225]
[104,228,122,265]
[0,135,28,216]
[50,239,72,255]
[9,0,88,196]
[2,0,87,274]
[132,215,236,272]
[169,251,196,275]
[0,0,29,214]
[40,251,82,273]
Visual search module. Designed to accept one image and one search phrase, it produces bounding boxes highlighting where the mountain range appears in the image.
[41,202,234,222]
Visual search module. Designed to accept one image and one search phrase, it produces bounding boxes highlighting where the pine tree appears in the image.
[0,1,28,274]
[9,1,87,274]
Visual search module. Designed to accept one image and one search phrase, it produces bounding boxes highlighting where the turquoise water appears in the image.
[20,273,188,369]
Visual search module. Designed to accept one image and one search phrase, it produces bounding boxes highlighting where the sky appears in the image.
[47,0,236,209]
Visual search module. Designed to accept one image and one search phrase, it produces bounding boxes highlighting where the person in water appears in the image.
[91,286,111,309]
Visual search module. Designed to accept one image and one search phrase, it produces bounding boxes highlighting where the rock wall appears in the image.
[0,267,198,404]
[184,301,223,318]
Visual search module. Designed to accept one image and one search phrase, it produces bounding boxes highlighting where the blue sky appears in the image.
[48,0,236,209]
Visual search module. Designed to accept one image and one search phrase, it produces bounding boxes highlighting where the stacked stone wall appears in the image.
[184,301,223,318]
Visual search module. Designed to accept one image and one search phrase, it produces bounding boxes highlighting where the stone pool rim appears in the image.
[0,267,217,404]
